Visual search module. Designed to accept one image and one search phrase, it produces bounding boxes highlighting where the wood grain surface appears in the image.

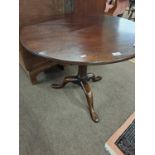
[20,15,135,65]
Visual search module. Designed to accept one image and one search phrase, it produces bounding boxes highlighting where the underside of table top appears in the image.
[20,15,135,65]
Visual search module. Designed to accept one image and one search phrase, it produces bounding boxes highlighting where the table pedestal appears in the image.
[52,65,102,123]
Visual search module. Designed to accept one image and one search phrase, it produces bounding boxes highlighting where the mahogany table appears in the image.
[20,15,135,123]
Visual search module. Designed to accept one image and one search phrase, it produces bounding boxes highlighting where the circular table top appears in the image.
[20,15,135,65]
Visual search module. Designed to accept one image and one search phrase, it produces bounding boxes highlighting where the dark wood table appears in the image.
[20,15,135,123]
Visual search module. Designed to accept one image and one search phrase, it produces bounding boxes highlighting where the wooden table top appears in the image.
[20,15,135,65]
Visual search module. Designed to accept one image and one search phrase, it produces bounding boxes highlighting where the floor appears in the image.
[20,61,134,155]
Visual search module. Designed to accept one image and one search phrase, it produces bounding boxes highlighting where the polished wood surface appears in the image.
[74,0,106,15]
[19,0,64,27]
[20,15,135,65]
[64,0,107,15]
[20,14,135,122]
[19,0,65,84]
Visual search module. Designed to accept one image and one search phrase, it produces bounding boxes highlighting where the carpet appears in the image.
[20,61,134,155]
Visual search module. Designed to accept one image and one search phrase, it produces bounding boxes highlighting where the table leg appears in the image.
[52,65,102,123]
[87,73,102,82]
[52,76,78,89]
[80,80,99,122]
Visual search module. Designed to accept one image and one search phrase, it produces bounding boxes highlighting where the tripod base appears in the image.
[52,65,102,123]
